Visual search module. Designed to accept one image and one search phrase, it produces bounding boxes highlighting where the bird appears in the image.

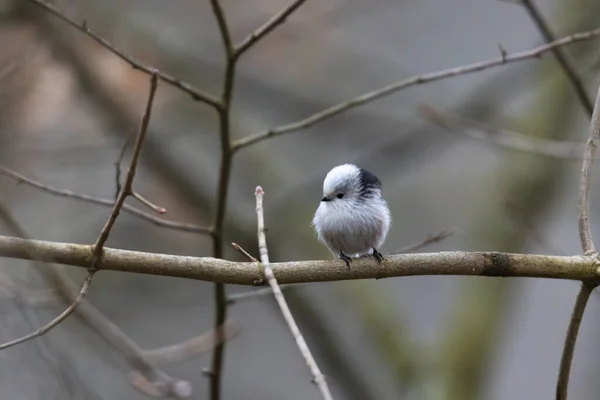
[312,163,391,268]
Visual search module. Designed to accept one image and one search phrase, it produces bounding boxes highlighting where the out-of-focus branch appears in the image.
[255,187,333,400]
[25,0,221,108]
[392,229,458,254]
[557,83,600,400]
[420,105,584,159]
[0,73,158,351]
[231,26,600,151]
[510,0,593,114]
[0,166,211,235]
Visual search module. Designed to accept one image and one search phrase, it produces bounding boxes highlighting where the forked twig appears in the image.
[0,73,159,351]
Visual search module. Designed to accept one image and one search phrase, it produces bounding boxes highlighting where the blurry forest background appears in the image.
[0,0,600,399]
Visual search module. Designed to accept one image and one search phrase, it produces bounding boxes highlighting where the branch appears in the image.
[0,235,599,283]
[231,26,600,151]
[254,186,333,400]
[25,0,221,108]
[515,0,594,115]
[0,73,158,351]
[557,82,600,400]
[420,105,584,159]
[556,282,596,400]
[235,0,308,57]
[0,166,212,235]
[578,84,600,255]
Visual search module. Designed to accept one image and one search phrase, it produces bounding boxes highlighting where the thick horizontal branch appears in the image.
[0,235,598,284]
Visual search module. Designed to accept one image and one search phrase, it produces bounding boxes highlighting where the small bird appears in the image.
[312,164,391,268]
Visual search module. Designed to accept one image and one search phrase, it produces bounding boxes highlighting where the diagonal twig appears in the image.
[420,105,585,159]
[556,83,600,400]
[25,0,221,108]
[255,186,333,400]
[231,26,600,151]
[0,73,158,351]
[511,0,593,115]
[235,0,309,57]
[0,166,211,235]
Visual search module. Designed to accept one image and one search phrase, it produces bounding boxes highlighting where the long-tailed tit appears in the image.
[312,164,391,268]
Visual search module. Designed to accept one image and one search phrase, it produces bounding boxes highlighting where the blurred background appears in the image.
[0,0,599,399]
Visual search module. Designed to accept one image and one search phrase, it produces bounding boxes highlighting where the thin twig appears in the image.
[0,166,211,235]
[115,137,130,200]
[420,105,584,159]
[578,85,600,255]
[131,191,167,214]
[226,284,300,305]
[556,282,596,400]
[231,26,600,151]
[235,0,308,57]
[516,0,594,115]
[0,73,158,351]
[231,242,258,262]
[25,0,221,108]
[255,186,333,400]
[393,229,459,254]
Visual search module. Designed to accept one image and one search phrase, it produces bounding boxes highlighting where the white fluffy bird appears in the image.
[312,164,391,268]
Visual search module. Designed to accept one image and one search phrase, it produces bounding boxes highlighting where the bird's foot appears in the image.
[339,251,352,269]
[372,248,384,264]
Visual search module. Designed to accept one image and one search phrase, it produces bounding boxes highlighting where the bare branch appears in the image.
[231,26,600,151]
[207,1,237,397]
[0,73,158,351]
[130,191,167,214]
[578,85,600,255]
[420,105,584,159]
[556,282,597,400]
[25,0,222,108]
[142,320,242,365]
[235,0,308,57]
[513,0,594,114]
[2,235,600,283]
[0,166,212,235]
[226,284,300,305]
[115,137,130,199]
[392,229,459,254]
[231,242,258,262]
[255,186,333,400]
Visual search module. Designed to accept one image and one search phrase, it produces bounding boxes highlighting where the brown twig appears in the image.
[207,1,235,398]
[255,186,333,400]
[420,105,584,159]
[513,0,594,115]
[131,191,167,214]
[556,83,600,400]
[25,0,221,108]
[231,242,258,262]
[556,282,596,400]
[115,137,130,200]
[0,73,158,351]
[0,166,211,235]
[235,0,308,57]
[393,229,459,254]
[578,85,600,255]
[231,26,600,151]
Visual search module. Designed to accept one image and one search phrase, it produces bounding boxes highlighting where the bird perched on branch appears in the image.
[312,164,391,268]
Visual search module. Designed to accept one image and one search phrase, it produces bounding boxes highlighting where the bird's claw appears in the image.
[372,248,384,264]
[339,251,352,269]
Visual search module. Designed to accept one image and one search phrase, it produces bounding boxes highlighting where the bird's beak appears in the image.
[321,196,330,202]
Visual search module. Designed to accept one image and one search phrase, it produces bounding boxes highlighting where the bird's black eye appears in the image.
[336,193,344,199]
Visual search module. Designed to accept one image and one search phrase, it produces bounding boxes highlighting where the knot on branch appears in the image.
[482,252,511,277]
